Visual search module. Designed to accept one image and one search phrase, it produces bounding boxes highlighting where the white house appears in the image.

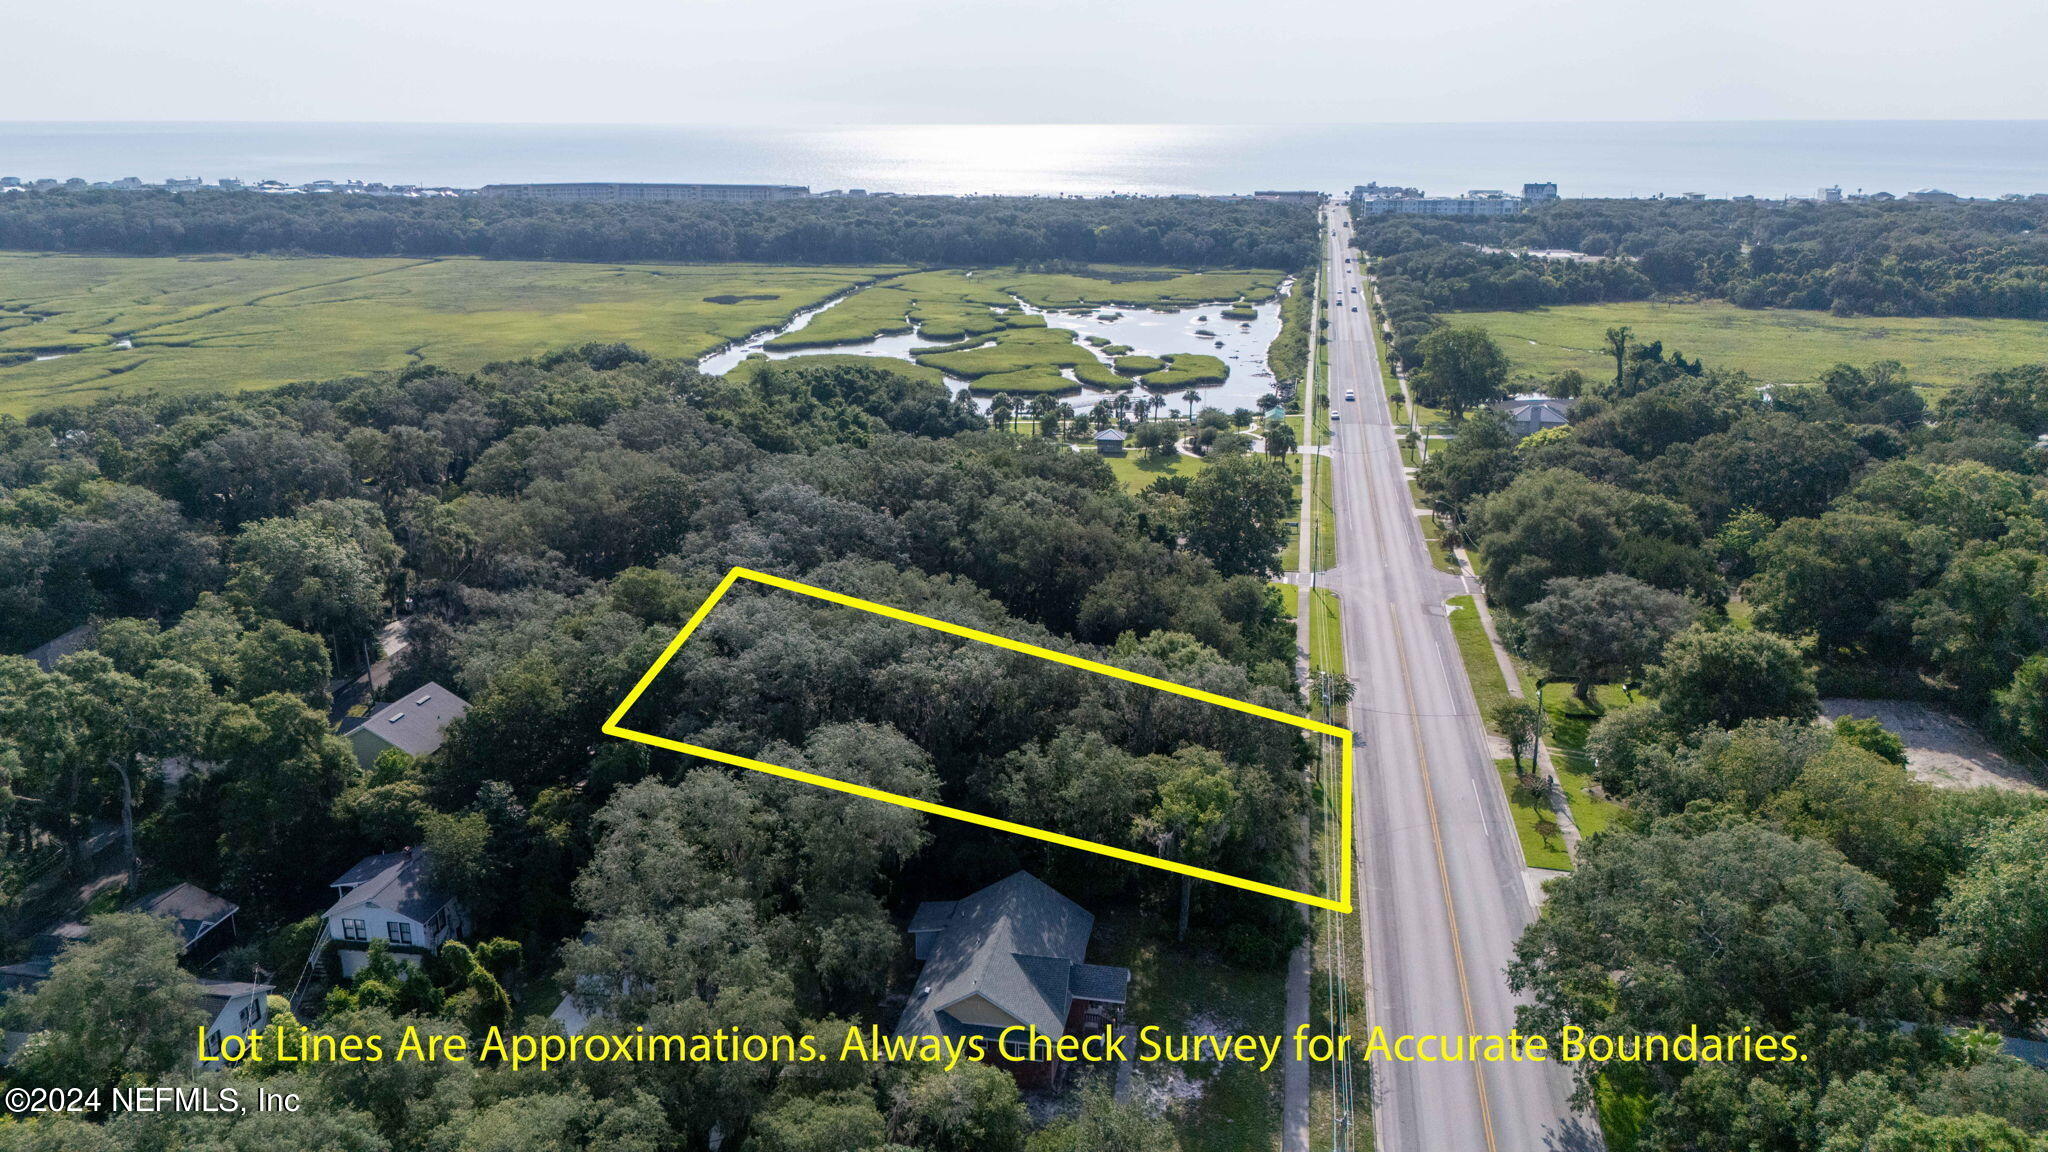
[323,848,467,977]
[195,981,271,1057]
[340,683,469,770]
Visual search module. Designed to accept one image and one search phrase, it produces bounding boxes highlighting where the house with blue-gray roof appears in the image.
[321,846,468,976]
[896,871,1130,1088]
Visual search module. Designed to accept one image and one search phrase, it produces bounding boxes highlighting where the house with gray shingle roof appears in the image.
[130,883,241,960]
[896,871,1130,1088]
[322,846,468,977]
[23,622,98,671]
[31,882,241,967]
[1490,393,1576,438]
[340,682,468,769]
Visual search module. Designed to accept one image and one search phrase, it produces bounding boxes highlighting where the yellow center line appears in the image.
[1334,222,1501,1152]
[1387,604,1499,1152]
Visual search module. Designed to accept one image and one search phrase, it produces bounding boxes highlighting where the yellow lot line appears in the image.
[603,565,1356,913]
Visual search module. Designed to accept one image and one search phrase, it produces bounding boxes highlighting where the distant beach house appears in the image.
[895,871,1130,1088]
[340,682,468,769]
[1491,394,1575,438]
[1093,428,1129,455]
[322,847,468,977]
[1253,190,1324,206]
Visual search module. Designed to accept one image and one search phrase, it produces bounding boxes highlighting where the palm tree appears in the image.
[1182,390,1202,424]
[1028,394,1056,436]
[1112,393,1131,423]
[989,393,1014,432]
[1265,420,1297,460]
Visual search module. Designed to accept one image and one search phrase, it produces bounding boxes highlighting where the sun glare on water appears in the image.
[795,124,1232,196]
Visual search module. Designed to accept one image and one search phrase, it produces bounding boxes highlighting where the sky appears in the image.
[12,0,2048,124]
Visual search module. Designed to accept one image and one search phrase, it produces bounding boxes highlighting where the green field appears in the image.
[0,253,898,416]
[1103,447,1207,493]
[0,254,1279,417]
[1003,267,1286,310]
[1451,300,2048,390]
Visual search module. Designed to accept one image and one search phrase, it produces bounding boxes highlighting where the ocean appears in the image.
[4,121,2048,200]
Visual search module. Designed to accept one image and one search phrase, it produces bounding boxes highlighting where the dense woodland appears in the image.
[3,184,2047,1149]
[1358,197,2048,370]
[1418,329,2048,1150]
[0,189,1316,269]
[0,349,1307,1151]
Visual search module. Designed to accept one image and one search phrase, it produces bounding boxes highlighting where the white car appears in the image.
[1344,390,1356,402]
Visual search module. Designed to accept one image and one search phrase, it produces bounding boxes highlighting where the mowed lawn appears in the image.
[1103,448,1207,493]
[1452,300,2048,390]
[0,253,900,415]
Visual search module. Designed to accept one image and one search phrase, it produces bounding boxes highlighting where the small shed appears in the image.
[1093,428,1129,456]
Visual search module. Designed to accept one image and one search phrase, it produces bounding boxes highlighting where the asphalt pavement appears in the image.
[1318,210,1599,1152]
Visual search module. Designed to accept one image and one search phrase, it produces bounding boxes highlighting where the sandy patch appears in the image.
[1822,698,2044,793]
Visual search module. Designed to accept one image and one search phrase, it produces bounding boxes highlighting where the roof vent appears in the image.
[387,712,406,723]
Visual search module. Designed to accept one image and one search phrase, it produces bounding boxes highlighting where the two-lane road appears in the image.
[1319,210,1596,1152]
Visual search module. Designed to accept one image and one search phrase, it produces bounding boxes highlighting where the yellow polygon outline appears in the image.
[601,566,1354,913]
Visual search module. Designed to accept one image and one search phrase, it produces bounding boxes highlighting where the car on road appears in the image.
[1350,306,1358,311]
[1344,390,1355,401]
